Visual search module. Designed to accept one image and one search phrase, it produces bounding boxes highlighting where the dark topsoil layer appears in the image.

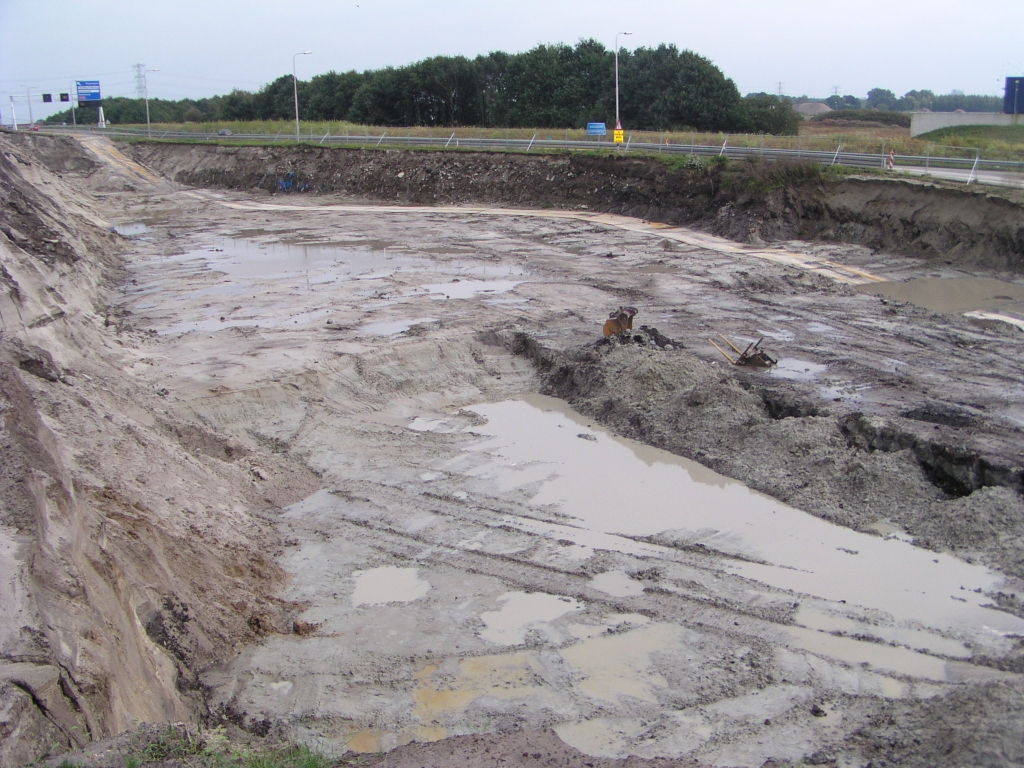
[125,142,1024,274]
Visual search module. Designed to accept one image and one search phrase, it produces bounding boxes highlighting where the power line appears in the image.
[0,70,128,85]
[133,63,147,98]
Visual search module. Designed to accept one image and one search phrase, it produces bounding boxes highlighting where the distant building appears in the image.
[792,102,832,119]
[1005,77,1024,114]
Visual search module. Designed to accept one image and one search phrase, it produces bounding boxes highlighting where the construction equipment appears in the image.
[603,306,638,336]
[709,334,777,368]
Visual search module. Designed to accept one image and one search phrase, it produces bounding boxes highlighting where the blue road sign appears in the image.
[587,122,607,136]
[76,81,101,102]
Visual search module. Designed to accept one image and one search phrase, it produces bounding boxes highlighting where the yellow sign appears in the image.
[613,129,624,144]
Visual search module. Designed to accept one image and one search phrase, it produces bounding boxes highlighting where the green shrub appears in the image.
[809,110,911,128]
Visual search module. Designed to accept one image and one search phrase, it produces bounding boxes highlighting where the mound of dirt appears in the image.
[127,143,1024,273]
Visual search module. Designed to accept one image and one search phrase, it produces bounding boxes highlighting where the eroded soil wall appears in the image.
[0,134,319,766]
[128,143,1024,273]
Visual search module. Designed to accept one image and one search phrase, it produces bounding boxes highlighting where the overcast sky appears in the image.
[2,0,1021,122]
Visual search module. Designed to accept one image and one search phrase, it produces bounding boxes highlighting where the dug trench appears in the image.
[3,132,1024,767]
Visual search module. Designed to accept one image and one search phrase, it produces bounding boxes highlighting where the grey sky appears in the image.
[2,0,1021,122]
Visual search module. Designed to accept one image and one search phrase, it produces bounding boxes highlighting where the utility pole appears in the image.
[25,87,34,125]
[614,32,632,135]
[145,69,159,138]
[293,51,312,143]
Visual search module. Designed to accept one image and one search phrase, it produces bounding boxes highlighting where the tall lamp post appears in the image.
[293,51,312,142]
[614,32,632,131]
[144,69,159,138]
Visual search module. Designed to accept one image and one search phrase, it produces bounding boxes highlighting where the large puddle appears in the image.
[453,396,1024,645]
[161,238,430,283]
[132,237,529,335]
[855,276,1024,316]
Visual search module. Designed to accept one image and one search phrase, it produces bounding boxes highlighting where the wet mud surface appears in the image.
[127,142,1024,274]
[4,134,1024,767]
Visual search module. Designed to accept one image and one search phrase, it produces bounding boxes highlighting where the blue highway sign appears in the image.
[76,81,101,102]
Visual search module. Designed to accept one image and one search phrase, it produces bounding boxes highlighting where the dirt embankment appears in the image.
[127,143,1024,273]
[0,134,319,765]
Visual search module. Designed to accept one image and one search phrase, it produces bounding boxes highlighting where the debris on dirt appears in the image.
[292,619,319,636]
[2,337,66,382]
[709,334,777,368]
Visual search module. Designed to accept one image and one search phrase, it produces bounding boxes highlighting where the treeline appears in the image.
[50,96,228,127]
[47,41,800,135]
[823,88,1003,113]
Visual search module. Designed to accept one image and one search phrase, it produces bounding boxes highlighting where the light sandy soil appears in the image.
[4,134,1024,767]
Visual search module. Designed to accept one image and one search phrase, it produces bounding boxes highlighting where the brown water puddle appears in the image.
[458,396,1024,645]
[855,276,1024,315]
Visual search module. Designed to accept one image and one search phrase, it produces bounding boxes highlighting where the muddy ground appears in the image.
[3,133,1024,767]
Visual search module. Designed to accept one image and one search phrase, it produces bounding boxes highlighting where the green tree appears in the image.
[474,51,515,127]
[866,88,897,110]
[410,56,481,126]
[348,67,417,125]
[251,75,302,120]
[621,44,741,131]
[737,94,800,134]
[222,89,255,120]
[306,70,365,121]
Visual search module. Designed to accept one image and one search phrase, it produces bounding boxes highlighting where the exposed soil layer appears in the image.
[127,142,1024,273]
[0,134,319,766]
[4,132,1024,768]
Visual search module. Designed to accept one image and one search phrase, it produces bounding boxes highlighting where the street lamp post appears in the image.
[293,51,312,142]
[614,32,632,132]
[144,69,159,138]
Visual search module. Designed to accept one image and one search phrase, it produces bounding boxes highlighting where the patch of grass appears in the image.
[109,726,353,768]
[917,124,1024,143]
[723,156,848,194]
[914,124,1024,161]
[105,116,1024,165]
[809,109,912,128]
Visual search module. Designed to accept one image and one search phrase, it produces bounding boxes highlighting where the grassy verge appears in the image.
[99,119,1020,163]
[914,125,1024,160]
[44,725,364,768]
